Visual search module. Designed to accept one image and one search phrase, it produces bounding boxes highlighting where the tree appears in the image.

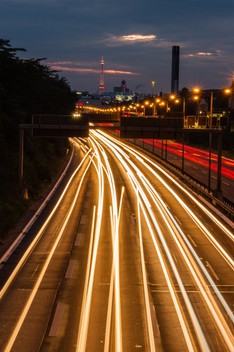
[0,39,77,236]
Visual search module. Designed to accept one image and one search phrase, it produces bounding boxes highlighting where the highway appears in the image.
[0,130,233,351]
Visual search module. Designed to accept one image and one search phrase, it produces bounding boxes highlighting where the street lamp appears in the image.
[144,101,149,116]
[224,88,231,94]
[224,88,232,130]
[181,97,187,126]
[193,95,199,126]
[159,101,166,114]
[192,88,201,126]
[193,88,200,94]
[135,103,140,116]
[151,80,155,96]
[153,98,161,117]
[149,102,154,116]
[209,90,214,129]
[191,87,213,190]
[169,95,180,114]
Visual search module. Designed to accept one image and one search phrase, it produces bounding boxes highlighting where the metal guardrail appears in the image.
[155,157,234,221]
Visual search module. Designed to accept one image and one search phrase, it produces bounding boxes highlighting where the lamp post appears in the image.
[182,97,187,127]
[192,88,200,127]
[212,87,233,199]
[153,98,161,117]
[151,80,155,96]
[159,101,166,115]
[208,91,214,194]
[207,89,222,198]
[182,97,186,117]
[144,101,149,116]
[167,94,177,113]
[135,103,140,116]
[150,103,154,116]
[209,90,214,128]
[224,88,232,130]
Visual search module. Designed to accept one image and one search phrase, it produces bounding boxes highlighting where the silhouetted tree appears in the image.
[0,39,77,236]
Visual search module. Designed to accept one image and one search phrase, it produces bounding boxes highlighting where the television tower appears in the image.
[99,56,105,95]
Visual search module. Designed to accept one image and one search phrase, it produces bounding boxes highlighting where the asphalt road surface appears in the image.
[0,131,233,352]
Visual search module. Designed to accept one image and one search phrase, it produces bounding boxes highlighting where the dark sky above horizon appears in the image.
[1,0,234,94]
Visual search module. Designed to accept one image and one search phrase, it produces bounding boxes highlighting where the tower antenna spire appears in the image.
[99,56,105,95]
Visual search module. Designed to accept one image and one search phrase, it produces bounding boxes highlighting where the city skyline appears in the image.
[1,0,234,94]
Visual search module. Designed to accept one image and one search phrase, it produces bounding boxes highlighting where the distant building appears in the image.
[113,80,130,94]
[113,80,135,102]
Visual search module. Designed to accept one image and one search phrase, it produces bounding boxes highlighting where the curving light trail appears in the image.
[91,129,234,351]
[3,150,93,352]
[76,138,106,352]
[0,149,91,301]
[91,137,123,352]
[136,195,158,352]
[2,132,233,351]
[76,136,124,352]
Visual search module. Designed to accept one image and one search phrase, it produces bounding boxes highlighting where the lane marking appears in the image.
[75,232,84,247]
[80,215,87,225]
[206,261,220,281]
[187,235,197,248]
[49,302,64,337]
[65,260,78,279]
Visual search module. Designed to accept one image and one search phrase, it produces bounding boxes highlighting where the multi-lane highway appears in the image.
[0,130,233,351]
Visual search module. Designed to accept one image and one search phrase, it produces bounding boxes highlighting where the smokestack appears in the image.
[171,46,180,95]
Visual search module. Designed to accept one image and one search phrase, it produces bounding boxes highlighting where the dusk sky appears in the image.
[1,0,234,95]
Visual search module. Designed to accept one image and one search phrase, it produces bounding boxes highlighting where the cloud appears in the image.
[1,0,234,93]
[105,70,138,75]
[186,50,222,58]
[100,33,182,50]
[102,33,157,47]
[120,34,156,42]
[51,66,99,74]
[49,61,138,76]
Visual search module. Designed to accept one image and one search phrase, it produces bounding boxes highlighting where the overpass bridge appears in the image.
[19,113,224,200]
[21,113,184,139]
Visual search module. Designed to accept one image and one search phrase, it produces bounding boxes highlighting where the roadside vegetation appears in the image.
[0,39,77,239]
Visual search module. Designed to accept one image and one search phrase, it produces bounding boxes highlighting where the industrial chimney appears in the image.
[171,46,180,95]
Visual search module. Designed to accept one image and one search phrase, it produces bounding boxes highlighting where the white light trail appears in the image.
[0,149,92,300]
[128,168,205,351]
[4,154,93,352]
[76,206,97,352]
[77,136,124,352]
[91,129,234,351]
[137,194,157,352]
[92,137,124,352]
[139,173,234,349]
[91,131,197,350]
[76,140,105,352]
[95,130,233,269]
